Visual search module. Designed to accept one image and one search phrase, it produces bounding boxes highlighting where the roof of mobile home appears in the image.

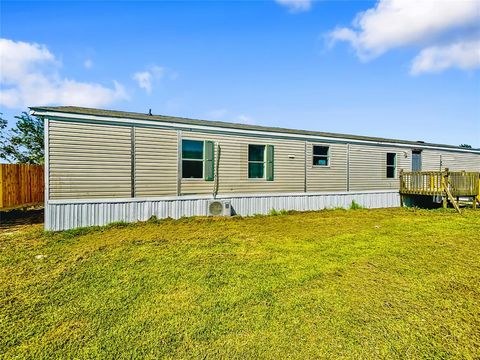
[31,106,480,153]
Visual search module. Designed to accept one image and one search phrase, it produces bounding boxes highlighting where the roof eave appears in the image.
[30,106,480,154]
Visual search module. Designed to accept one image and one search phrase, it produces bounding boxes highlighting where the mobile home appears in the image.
[30,106,480,230]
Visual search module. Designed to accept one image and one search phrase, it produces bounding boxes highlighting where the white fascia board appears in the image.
[32,110,480,154]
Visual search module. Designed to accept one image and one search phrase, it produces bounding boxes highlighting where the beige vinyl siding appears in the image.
[421,150,443,171]
[49,120,132,199]
[135,127,178,196]
[48,118,480,200]
[349,145,411,191]
[420,150,480,172]
[306,142,347,192]
[446,152,480,171]
[180,131,305,195]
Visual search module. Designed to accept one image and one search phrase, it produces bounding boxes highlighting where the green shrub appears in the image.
[349,200,363,210]
[147,215,159,223]
[268,209,280,216]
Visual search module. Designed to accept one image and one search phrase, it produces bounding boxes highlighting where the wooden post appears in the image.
[441,168,461,214]
[399,169,404,207]
[477,177,480,206]
[442,168,449,209]
[442,177,461,214]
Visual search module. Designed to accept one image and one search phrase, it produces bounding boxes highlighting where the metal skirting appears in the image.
[45,190,400,231]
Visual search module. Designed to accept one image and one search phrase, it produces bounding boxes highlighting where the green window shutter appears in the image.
[266,145,274,181]
[204,140,215,181]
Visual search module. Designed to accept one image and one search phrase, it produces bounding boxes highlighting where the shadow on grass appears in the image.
[0,208,44,229]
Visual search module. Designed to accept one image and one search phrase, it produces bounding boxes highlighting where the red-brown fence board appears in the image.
[0,164,44,210]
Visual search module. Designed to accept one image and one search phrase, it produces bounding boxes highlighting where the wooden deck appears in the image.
[400,169,480,211]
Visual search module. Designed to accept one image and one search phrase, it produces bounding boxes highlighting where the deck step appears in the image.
[456,199,478,208]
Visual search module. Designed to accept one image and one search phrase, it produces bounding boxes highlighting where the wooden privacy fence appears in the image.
[0,164,44,210]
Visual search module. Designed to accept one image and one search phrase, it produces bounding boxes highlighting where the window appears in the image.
[248,144,274,180]
[248,144,265,178]
[313,146,329,166]
[182,140,203,178]
[386,153,396,178]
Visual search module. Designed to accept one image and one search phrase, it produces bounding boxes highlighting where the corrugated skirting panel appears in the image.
[45,190,400,231]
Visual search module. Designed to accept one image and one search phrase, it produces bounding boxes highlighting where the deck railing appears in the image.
[400,171,444,196]
[400,169,480,211]
[448,171,480,196]
[400,169,479,197]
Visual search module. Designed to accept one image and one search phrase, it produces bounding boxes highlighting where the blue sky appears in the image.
[1,0,479,147]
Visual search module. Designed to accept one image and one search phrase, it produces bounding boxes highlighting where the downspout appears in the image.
[43,116,50,230]
[177,130,182,196]
[130,126,136,198]
[213,142,221,199]
[347,143,350,192]
[304,141,307,193]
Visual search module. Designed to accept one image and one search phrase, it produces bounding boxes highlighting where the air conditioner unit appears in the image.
[207,200,231,216]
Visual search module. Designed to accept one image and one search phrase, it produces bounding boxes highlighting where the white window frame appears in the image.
[248,144,266,180]
[386,152,397,179]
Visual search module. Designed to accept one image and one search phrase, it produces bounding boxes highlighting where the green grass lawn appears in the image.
[1,208,479,359]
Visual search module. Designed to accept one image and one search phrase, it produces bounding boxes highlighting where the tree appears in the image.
[0,114,6,131]
[459,144,472,149]
[0,112,44,164]
[0,113,8,159]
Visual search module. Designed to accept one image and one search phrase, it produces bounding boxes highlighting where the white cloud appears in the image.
[275,0,312,13]
[0,38,127,109]
[327,0,480,74]
[84,59,93,69]
[205,109,255,124]
[411,40,480,75]
[328,0,479,59]
[132,65,167,94]
[133,71,153,93]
